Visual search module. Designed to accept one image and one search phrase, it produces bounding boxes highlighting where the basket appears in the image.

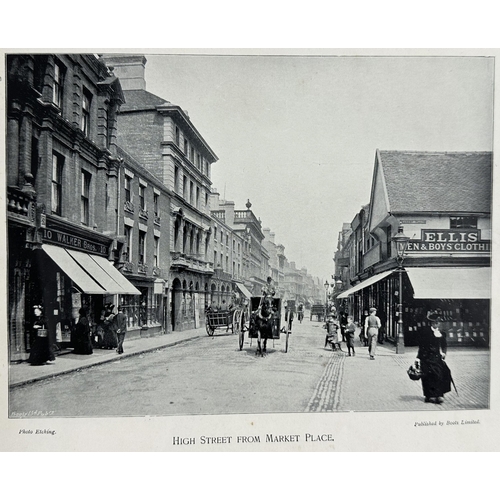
[407,364,422,381]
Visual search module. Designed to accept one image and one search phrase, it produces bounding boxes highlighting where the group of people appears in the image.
[28,303,128,366]
[325,306,453,405]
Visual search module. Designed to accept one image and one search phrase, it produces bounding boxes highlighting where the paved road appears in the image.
[9,317,490,418]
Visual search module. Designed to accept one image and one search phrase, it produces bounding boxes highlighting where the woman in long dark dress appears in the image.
[415,311,452,404]
[28,306,55,365]
[101,304,118,349]
[72,307,93,355]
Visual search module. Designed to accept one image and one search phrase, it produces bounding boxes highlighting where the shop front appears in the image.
[338,267,490,348]
[31,224,140,354]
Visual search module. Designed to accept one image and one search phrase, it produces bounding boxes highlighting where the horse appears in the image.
[251,298,276,356]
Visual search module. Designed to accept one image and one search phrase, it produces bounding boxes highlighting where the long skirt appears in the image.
[73,332,93,355]
[421,356,452,398]
[102,326,118,349]
[29,336,55,365]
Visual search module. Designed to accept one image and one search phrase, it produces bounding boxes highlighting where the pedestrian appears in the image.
[360,309,369,346]
[28,305,55,365]
[72,307,93,355]
[345,315,356,356]
[364,307,382,360]
[114,305,128,354]
[415,310,452,404]
[339,310,348,342]
[102,304,118,349]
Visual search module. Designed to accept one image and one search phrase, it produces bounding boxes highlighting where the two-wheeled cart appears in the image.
[205,308,244,338]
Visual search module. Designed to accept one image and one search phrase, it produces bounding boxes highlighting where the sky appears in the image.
[143,52,494,282]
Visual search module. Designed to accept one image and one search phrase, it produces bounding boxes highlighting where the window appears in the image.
[184,139,188,156]
[53,60,65,109]
[450,216,477,229]
[81,170,91,225]
[214,227,217,240]
[154,236,159,267]
[51,153,64,215]
[139,184,146,209]
[197,153,201,169]
[196,186,200,209]
[183,175,188,199]
[124,175,132,202]
[174,166,179,193]
[190,146,195,163]
[175,126,180,146]
[138,231,146,265]
[205,192,209,210]
[81,88,91,136]
[124,226,132,261]
[190,181,194,205]
[153,193,159,216]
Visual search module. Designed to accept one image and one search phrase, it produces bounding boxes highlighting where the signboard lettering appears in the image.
[42,228,109,256]
[407,229,490,253]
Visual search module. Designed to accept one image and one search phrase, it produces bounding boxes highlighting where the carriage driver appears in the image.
[258,276,276,320]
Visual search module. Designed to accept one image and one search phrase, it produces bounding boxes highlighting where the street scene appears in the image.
[9,318,489,417]
[5,52,493,422]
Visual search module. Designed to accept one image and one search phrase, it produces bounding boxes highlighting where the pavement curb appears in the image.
[9,334,203,389]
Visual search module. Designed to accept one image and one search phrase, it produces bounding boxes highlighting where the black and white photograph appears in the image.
[1,48,498,452]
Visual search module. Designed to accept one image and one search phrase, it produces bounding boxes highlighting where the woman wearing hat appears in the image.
[415,310,452,404]
[72,307,93,355]
[28,305,55,365]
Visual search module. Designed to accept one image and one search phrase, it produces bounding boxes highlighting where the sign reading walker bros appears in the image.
[407,229,491,253]
[41,228,109,256]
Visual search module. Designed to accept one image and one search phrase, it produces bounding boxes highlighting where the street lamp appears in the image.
[324,280,329,318]
[392,224,410,354]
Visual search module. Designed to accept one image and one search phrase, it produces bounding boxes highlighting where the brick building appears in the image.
[6,54,140,362]
[102,55,218,331]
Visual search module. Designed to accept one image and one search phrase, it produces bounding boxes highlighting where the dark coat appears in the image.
[28,317,55,365]
[417,327,451,398]
[73,316,93,355]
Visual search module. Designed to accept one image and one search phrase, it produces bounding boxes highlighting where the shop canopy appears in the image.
[235,282,252,299]
[405,267,491,300]
[336,270,394,299]
[41,244,140,295]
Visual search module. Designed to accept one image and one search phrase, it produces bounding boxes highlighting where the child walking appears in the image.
[345,315,356,356]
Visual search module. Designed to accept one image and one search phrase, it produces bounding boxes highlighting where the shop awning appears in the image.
[41,245,140,295]
[67,250,141,295]
[406,267,491,299]
[41,244,107,295]
[235,282,252,299]
[337,270,394,299]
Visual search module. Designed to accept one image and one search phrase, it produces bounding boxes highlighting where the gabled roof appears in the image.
[120,89,170,112]
[378,150,492,213]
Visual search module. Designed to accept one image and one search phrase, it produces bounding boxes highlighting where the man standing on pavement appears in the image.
[115,306,127,355]
[365,307,382,360]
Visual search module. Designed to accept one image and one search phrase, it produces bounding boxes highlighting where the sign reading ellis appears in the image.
[407,230,490,253]
[41,228,108,256]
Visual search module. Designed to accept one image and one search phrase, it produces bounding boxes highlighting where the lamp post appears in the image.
[392,224,410,354]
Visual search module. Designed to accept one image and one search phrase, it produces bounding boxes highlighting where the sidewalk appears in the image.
[307,341,490,412]
[8,327,207,388]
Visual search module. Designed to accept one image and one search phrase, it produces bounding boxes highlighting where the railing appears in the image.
[7,188,36,222]
[212,210,225,221]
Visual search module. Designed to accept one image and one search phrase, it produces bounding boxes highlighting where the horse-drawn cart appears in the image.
[205,308,244,337]
[238,296,291,354]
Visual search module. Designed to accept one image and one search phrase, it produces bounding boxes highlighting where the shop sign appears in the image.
[41,228,108,256]
[407,229,490,253]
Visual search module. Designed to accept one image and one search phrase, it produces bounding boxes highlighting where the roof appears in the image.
[378,150,492,213]
[120,89,170,112]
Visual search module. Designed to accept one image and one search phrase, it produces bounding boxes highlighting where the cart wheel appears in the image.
[206,322,214,336]
[239,328,245,350]
[285,317,292,353]
[232,310,241,337]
